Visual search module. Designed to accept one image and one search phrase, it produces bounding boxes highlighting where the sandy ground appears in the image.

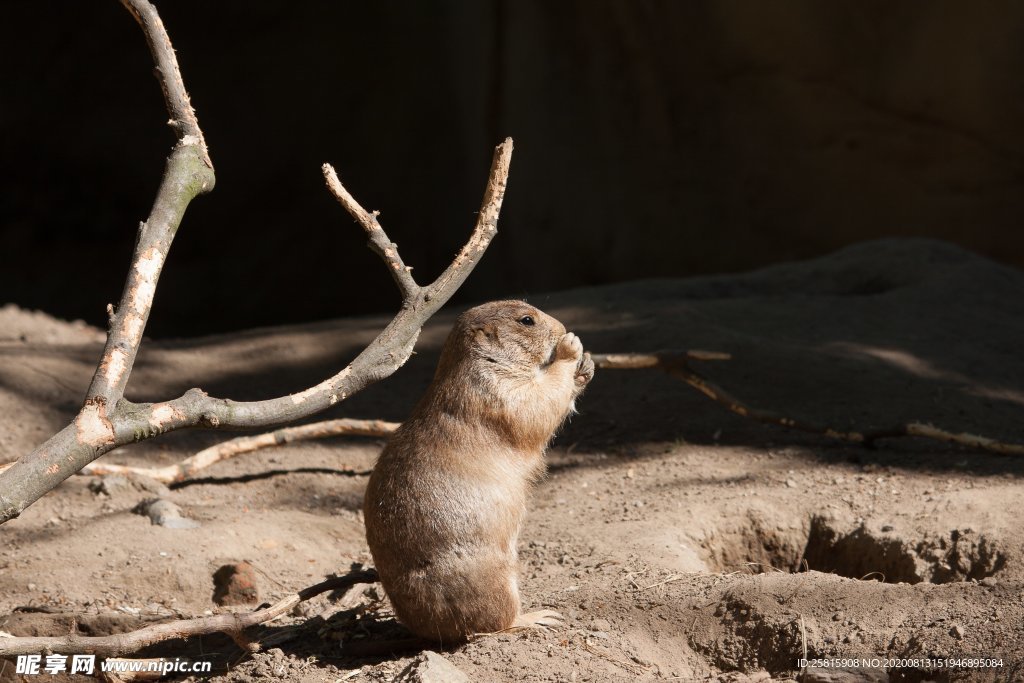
[0,238,1022,682]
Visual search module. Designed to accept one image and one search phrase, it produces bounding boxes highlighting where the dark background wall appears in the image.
[2,1,1022,337]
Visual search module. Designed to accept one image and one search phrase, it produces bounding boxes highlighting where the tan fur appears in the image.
[363,300,594,644]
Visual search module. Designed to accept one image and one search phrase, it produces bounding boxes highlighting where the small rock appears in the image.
[213,562,260,606]
[803,668,888,682]
[89,475,132,497]
[395,651,470,683]
[718,673,772,683]
[591,618,611,632]
[130,474,172,497]
[785,479,797,488]
[832,611,844,621]
[950,624,965,639]
[133,498,199,529]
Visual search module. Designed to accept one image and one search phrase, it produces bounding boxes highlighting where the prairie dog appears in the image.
[363,300,594,644]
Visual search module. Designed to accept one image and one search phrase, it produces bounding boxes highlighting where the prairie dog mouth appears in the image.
[542,337,560,367]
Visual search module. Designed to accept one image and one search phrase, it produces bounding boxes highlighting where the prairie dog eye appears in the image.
[518,315,535,326]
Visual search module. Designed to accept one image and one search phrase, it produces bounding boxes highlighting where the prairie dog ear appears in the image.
[474,324,497,342]
[475,325,495,348]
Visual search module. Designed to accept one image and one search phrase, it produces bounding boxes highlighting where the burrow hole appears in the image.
[704,514,1006,584]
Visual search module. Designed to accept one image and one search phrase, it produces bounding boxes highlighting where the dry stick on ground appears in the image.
[0,570,378,658]
[0,0,513,526]
[78,418,399,483]
[80,418,399,483]
[592,352,1024,456]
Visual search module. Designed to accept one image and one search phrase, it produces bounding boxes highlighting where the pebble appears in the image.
[212,562,260,606]
[394,651,470,683]
[803,668,888,682]
[950,624,965,639]
[133,498,199,529]
[89,475,132,497]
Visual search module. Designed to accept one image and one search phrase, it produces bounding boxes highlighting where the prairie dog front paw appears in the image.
[555,332,584,363]
[575,351,594,388]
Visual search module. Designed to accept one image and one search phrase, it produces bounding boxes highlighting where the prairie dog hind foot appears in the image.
[510,609,564,631]
[471,610,564,638]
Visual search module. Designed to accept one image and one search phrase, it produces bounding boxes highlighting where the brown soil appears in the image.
[1,239,1022,682]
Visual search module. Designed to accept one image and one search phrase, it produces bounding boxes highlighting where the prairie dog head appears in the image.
[414,299,592,454]
[443,300,566,380]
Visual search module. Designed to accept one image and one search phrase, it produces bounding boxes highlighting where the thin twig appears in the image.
[640,574,685,591]
[118,0,209,164]
[593,351,1024,457]
[799,613,808,679]
[323,165,418,299]
[581,639,646,675]
[0,570,377,658]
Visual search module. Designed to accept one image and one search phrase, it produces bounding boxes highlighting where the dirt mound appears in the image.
[0,304,103,345]
[1,239,1022,681]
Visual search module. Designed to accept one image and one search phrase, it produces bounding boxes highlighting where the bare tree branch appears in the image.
[0,0,513,526]
[0,570,377,658]
[594,352,1024,456]
[86,0,215,408]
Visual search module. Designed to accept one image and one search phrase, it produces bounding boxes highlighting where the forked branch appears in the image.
[0,0,512,525]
